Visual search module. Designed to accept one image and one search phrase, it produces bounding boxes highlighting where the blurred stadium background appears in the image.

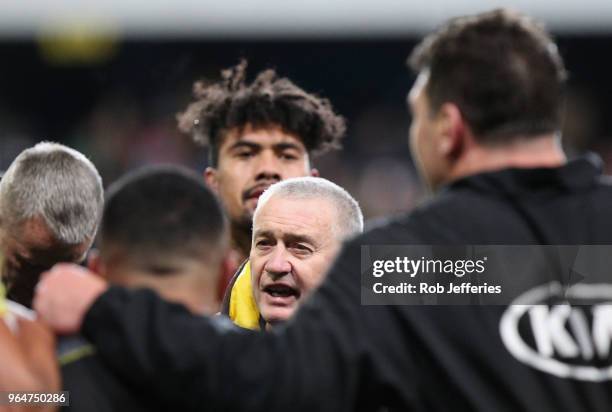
[0,0,611,219]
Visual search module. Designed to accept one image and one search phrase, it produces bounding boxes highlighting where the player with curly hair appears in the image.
[177,60,346,290]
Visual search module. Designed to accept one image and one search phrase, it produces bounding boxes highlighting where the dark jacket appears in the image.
[58,336,161,412]
[81,155,612,411]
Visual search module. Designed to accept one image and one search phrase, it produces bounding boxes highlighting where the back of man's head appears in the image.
[409,8,567,143]
[97,165,228,314]
[0,142,103,246]
[0,142,103,307]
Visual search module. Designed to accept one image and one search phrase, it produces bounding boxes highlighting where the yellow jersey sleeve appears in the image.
[228,261,261,330]
[0,280,7,318]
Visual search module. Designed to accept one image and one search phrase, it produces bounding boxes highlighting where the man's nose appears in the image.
[254,151,282,182]
[264,246,292,279]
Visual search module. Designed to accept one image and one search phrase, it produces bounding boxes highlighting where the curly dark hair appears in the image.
[408,8,567,143]
[178,61,346,166]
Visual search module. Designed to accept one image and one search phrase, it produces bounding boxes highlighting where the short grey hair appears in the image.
[0,142,103,244]
[254,177,364,239]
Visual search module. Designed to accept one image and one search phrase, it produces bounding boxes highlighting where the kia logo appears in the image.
[500,281,612,381]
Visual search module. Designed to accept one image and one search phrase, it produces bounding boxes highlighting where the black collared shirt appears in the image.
[82,155,612,411]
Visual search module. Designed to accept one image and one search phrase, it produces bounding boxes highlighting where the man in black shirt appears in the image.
[57,165,230,411]
[35,8,612,411]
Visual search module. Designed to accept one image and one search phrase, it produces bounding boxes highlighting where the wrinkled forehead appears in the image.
[253,195,338,238]
[221,124,307,150]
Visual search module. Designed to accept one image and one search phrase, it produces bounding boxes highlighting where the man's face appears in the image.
[408,71,447,190]
[0,218,53,273]
[0,217,89,307]
[250,196,342,325]
[0,217,88,281]
[205,124,316,227]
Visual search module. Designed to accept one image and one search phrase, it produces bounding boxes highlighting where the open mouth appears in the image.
[263,284,300,299]
[247,188,266,200]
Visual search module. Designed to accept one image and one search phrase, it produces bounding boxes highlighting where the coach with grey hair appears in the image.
[221,176,363,330]
[0,142,103,307]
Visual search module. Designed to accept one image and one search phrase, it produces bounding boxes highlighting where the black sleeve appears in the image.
[80,240,391,412]
[62,354,152,412]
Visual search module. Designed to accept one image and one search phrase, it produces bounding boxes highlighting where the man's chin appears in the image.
[260,306,297,325]
[244,197,260,212]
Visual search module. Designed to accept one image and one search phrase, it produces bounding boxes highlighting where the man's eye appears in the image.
[280,152,298,160]
[291,244,313,254]
[256,240,273,249]
[236,151,254,159]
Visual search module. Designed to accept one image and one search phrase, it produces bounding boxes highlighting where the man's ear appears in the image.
[309,168,320,177]
[204,167,219,194]
[436,102,466,158]
[87,249,106,279]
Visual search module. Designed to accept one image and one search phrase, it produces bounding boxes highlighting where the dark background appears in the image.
[0,35,610,218]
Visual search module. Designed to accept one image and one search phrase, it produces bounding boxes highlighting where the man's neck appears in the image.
[106,266,219,316]
[230,222,251,262]
[3,261,49,309]
[447,134,566,185]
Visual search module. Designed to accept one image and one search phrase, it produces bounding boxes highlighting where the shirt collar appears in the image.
[443,153,604,196]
